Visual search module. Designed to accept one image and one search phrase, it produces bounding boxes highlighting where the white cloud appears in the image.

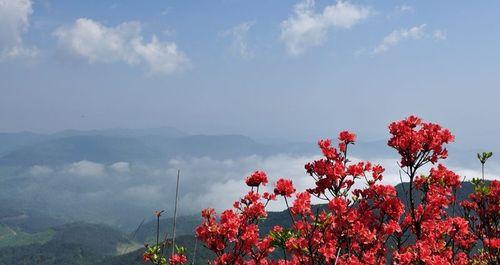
[109,161,130,173]
[280,0,370,56]
[178,154,322,212]
[28,165,53,175]
[53,18,189,75]
[221,21,255,59]
[9,154,500,225]
[66,160,105,177]
[397,5,413,13]
[433,29,446,41]
[373,24,426,54]
[124,184,164,203]
[0,0,38,60]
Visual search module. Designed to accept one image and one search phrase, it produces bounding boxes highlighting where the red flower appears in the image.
[169,254,188,265]
[328,197,347,213]
[290,192,311,216]
[318,139,338,160]
[388,115,454,167]
[245,170,268,187]
[338,130,356,143]
[142,253,151,262]
[274,178,295,197]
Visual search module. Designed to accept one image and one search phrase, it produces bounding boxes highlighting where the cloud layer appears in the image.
[373,24,446,54]
[373,24,426,54]
[2,149,497,230]
[280,0,370,55]
[0,0,38,59]
[54,18,189,75]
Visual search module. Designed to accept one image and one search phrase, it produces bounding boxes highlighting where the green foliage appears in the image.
[144,244,168,265]
[477,151,493,164]
[471,178,491,195]
[175,244,186,255]
[269,228,297,249]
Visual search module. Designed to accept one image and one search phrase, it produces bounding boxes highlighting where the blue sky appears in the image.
[1,0,500,149]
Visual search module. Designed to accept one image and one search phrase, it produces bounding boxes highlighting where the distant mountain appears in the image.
[0,133,309,166]
[0,222,140,265]
[0,201,65,233]
[134,215,202,244]
[0,135,158,166]
[0,132,50,157]
[0,126,185,159]
[53,127,187,139]
[0,224,54,249]
[0,241,102,265]
[51,223,139,256]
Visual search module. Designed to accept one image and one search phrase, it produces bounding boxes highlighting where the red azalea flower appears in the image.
[274,178,295,197]
[142,253,151,262]
[169,254,188,265]
[245,170,268,187]
[338,130,356,143]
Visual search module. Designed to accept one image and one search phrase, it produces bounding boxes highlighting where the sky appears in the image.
[1,0,500,149]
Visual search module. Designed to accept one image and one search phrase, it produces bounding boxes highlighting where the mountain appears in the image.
[0,133,310,166]
[134,215,202,244]
[0,201,65,233]
[50,223,140,256]
[0,132,50,157]
[0,127,186,157]
[0,241,102,265]
[53,127,187,139]
[0,222,140,265]
[0,135,158,166]
[0,224,54,249]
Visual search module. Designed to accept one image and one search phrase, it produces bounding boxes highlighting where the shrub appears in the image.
[144,116,499,264]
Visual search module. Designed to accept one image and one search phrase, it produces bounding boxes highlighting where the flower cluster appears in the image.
[190,116,498,265]
[246,171,268,187]
[195,189,276,264]
[388,115,454,167]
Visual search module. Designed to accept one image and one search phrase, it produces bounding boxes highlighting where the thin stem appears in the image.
[481,162,485,180]
[156,214,160,246]
[334,247,341,265]
[123,218,145,255]
[284,196,296,226]
[192,239,198,265]
[172,169,181,256]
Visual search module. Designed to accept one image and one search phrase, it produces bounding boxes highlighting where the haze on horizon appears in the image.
[1,0,500,150]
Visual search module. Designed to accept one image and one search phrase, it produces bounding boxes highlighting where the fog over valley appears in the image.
[1,127,497,231]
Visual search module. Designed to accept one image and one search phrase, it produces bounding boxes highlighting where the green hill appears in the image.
[0,222,141,265]
[0,224,54,248]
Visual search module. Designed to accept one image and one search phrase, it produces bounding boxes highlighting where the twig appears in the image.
[122,218,145,255]
[172,169,181,256]
[192,239,198,265]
